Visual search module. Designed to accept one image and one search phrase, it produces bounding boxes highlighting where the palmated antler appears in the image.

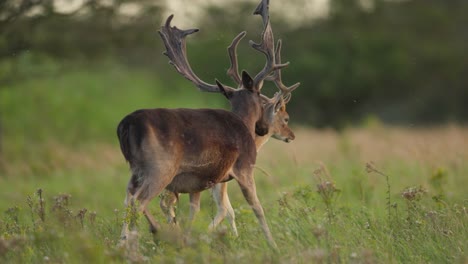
[158,0,299,101]
[249,0,289,90]
[158,15,235,93]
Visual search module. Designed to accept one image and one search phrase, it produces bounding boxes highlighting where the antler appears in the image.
[252,0,299,104]
[227,31,246,86]
[266,39,301,104]
[249,0,289,90]
[158,15,235,93]
[159,0,299,100]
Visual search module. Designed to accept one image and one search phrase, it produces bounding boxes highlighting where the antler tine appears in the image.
[253,0,270,27]
[158,15,234,93]
[250,0,289,90]
[260,91,282,104]
[227,31,246,86]
[266,39,300,102]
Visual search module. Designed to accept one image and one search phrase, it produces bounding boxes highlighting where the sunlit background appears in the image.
[0,0,467,262]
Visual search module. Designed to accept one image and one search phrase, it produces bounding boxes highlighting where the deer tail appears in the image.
[117,115,133,164]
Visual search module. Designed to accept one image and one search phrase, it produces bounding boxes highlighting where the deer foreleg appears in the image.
[209,183,238,236]
[237,176,277,249]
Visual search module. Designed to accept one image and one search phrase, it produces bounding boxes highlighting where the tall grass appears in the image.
[0,66,467,263]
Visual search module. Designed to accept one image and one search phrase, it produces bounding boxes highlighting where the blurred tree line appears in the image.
[1,0,467,128]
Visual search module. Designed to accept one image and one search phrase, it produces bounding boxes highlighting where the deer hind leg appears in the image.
[237,173,277,249]
[209,183,238,236]
[180,192,201,237]
[159,191,200,228]
[160,190,179,225]
[121,166,176,240]
[120,173,139,240]
[188,192,201,223]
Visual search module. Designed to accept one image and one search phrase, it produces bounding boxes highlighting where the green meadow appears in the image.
[0,65,467,263]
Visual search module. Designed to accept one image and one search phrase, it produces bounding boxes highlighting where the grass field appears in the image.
[0,65,467,263]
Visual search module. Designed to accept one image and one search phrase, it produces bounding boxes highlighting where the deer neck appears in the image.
[255,134,271,150]
[241,113,259,139]
[232,106,258,139]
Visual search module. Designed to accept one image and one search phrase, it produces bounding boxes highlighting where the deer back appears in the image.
[117,107,257,193]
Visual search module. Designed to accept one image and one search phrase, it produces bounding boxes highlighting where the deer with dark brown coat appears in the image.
[117,0,299,249]
[159,40,298,236]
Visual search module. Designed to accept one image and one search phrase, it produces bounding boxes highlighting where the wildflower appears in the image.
[401,186,427,201]
[312,225,326,240]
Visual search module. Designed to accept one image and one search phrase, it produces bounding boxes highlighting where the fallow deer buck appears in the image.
[117,0,299,248]
[159,39,298,237]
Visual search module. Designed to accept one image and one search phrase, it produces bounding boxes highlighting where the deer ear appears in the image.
[274,98,283,113]
[216,79,232,99]
[241,71,255,91]
[272,93,285,113]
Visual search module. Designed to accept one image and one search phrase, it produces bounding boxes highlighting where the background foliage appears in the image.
[0,1,467,262]
[2,0,468,128]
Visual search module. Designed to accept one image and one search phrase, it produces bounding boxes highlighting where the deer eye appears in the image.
[284,118,289,124]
